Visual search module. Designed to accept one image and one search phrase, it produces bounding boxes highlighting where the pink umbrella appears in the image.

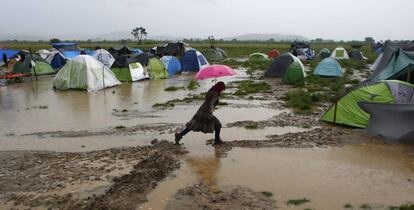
[195,64,237,80]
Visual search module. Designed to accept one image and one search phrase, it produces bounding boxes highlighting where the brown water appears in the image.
[1,71,414,209]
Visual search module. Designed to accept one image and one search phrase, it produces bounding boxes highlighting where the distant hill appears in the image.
[223,33,308,41]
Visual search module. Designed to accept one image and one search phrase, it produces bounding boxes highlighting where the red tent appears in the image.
[267,49,280,59]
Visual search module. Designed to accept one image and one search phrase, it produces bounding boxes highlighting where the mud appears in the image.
[0,140,187,209]
[165,183,276,210]
[22,123,182,138]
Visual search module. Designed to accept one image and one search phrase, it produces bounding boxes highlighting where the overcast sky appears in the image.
[1,0,413,41]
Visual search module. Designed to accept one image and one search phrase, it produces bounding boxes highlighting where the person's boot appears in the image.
[213,138,224,145]
[175,133,182,144]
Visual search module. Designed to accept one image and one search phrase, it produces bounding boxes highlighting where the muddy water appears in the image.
[140,143,414,210]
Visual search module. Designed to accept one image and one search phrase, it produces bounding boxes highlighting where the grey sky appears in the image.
[1,0,413,41]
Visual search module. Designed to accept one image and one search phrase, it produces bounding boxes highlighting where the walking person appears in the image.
[175,81,226,145]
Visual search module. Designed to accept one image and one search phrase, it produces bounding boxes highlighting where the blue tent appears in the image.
[62,51,80,59]
[160,56,181,75]
[313,57,344,77]
[0,49,20,60]
[132,49,143,55]
[180,50,209,72]
[50,53,66,69]
[51,42,77,49]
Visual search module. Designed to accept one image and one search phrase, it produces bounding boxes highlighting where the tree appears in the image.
[50,38,61,43]
[365,37,375,43]
[131,27,147,45]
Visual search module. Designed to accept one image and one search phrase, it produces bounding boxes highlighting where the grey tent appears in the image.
[318,48,331,59]
[204,48,224,61]
[108,46,133,57]
[358,103,414,143]
[349,49,367,60]
[369,46,414,83]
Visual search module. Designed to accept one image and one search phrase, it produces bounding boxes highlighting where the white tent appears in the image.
[36,49,52,59]
[53,55,121,92]
[129,62,149,81]
[331,46,349,60]
[93,49,115,68]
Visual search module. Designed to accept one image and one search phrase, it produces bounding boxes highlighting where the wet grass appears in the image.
[360,203,372,209]
[230,80,271,96]
[286,198,311,206]
[152,101,175,108]
[260,191,273,197]
[244,122,259,129]
[389,203,414,210]
[187,80,200,91]
[344,203,353,208]
[282,89,322,114]
[164,86,185,91]
[115,125,127,129]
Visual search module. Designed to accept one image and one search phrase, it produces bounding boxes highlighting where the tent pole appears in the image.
[333,101,338,123]
[407,70,411,83]
[29,48,38,81]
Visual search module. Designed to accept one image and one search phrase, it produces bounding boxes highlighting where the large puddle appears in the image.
[140,143,414,210]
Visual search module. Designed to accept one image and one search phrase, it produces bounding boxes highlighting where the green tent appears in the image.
[282,59,305,85]
[265,53,305,85]
[13,54,55,75]
[249,53,268,62]
[148,58,168,79]
[111,62,149,82]
[204,48,224,61]
[321,80,414,128]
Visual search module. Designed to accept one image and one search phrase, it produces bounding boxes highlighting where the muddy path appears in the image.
[0,140,187,209]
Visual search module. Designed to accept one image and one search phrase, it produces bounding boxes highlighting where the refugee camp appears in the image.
[0,0,414,209]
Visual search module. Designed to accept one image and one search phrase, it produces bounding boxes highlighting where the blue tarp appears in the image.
[313,57,343,77]
[62,51,80,59]
[51,43,77,48]
[0,49,20,59]
[160,56,181,75]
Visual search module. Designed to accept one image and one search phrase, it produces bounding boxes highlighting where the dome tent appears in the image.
[267,49,280,59]
[148,57,169,79]
[53,55,121,91]
[318,48,331,59]
[249,53,268,62]
[313,57,344,77]
[204,48,224,61]
[111,62,149,82]
[331,46,349,60]
[93,49,115,68]
[12,53,55,75]
[160,56,181,75]
[180,50,209,72]
[321,80,414,128]
[265,53,305,85]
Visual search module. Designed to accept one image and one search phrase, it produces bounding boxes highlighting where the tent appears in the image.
[162,42,188,56]
[46,52,67,70]
[331,46,349,60]
[108,46,133,57]
[249,53,268,62]
[215,47,227,58]
[132,53,150,66]
[204,48,224,61]
[160,56,181,75]
[265,53,305,85]
[313,57,344,77]
[369,45,414,83]
[111,62,149,82]
[321,80,414,128]
[51,42,78,51]
[358,102,414,143]
[53,55,121,91]
[111,54,130,68]
[318,48,331,59]
[180,50,209,72]
[369,52,383,70]
[290,42,314,60]
[148,58,169,79]
[62,50,81,59]
[12,53,55,75]
[93,49,115,68]
[0,49,20,60]
[131,48,143,56]
[267,49,280,59]
[349,49,367,60]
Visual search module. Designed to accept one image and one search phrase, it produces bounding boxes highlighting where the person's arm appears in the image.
[209,92,219,112]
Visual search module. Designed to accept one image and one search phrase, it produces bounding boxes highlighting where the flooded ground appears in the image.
[0,68,413,209]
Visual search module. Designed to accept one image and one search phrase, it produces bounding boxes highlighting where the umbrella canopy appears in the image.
[195,64,237,80]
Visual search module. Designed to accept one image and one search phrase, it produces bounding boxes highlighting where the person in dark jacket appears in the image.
[175,81,225,145]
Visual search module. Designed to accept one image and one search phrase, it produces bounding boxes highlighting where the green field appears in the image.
[0,40,377,63]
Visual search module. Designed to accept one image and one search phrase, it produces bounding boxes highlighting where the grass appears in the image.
[389,203,414,210]
[187,80,200,90]
[260,191,273,197]
[286,198,311,206]
[115,125,126,129]
[164,86,185,91]
[283,89,322,114]
[344,203,353,208]
[360,204,372,209]
[152,101,175,108]
[230,80,271,96]
[244,122,259,129]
